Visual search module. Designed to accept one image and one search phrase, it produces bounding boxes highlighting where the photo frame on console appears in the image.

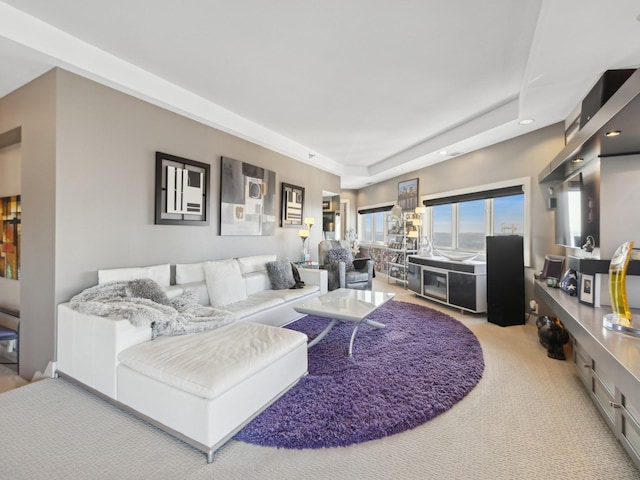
[281,183,304,227]
[155,152,210,226]
[578,273,594,306]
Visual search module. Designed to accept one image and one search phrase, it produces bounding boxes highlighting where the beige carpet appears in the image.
[1,280,638,479]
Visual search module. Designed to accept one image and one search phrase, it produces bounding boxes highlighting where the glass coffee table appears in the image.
[294,288,395,356]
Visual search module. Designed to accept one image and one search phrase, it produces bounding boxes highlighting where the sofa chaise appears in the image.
[55,255,328,462]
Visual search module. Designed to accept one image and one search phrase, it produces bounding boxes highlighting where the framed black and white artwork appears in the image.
[281,183,304,227]
[155,152,209,226]
[219,156,276,235]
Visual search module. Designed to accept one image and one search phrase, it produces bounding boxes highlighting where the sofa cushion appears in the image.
[259,285,320,303]
[98,263,171,287]
[204,259,247,307]
[175,262,205,285]
[346,270,370,284]
[266,260,296,290]
[221,293,284,319]
[237,254,277,274]
[244,271,271,297]
[117,322,307,400]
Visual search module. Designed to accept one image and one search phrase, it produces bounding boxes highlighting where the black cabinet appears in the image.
[448,272,477,311]
[486,236,524,326]
[407,256,487,313]
[407,262,421,294]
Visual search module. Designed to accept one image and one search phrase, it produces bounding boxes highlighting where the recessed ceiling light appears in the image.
[572,157,584,163]
[439,150,448,155]
[605,130,621,137]
[519,119,534,125]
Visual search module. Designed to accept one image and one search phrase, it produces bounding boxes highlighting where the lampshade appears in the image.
[413,219,422,226]
[298,229,310,238]
[304,217,315,227]
[415,206,425,214]
[407,230,419,238]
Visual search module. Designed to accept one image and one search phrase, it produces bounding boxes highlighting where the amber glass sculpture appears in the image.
[609,241,634,322]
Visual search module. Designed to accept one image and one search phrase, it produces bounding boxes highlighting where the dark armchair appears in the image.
[318,240,374,291]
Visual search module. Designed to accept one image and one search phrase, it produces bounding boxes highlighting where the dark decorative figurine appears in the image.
[536,315,570,360]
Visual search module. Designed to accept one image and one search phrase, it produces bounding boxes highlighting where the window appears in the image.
[493,195,524,236]
[373,212,385,242]
[423,180,528,262]
[432,204,453,248]
[357,205,393,243]
[458,199,486,250]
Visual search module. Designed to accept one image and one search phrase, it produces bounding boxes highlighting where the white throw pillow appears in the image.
[204,258,247,307]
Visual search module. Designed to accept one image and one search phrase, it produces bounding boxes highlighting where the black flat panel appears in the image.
[580,69,635,128]
[448,272,476,311]
[486,236,525,326]
[407,263,421,294]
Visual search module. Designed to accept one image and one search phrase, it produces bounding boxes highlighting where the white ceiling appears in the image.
[1,1,640,189]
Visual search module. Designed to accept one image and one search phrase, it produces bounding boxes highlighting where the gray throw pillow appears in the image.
[266,259,296,290]
[125,278,172,306]
[327,247,354,271]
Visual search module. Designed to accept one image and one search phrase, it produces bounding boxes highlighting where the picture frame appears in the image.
[155,152,209,226]
[281,183,304,227]
[219,156,276,236]
[578,273,594,306]
[0,195,21,280]
[322,200,331,210]
[398,178,419,211]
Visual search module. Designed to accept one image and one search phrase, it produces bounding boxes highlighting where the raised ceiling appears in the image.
[1,1,640,188]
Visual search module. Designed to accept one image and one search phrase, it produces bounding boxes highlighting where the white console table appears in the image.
[535,281,640,469]
[407,256,487,313]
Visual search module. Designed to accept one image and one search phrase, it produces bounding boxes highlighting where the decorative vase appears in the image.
[603,240,639,336]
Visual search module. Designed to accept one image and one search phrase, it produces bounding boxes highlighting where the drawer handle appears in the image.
[583,364,591,369]
[609,401,622,409]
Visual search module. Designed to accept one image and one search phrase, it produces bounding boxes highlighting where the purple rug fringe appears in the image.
[235,300,484,449]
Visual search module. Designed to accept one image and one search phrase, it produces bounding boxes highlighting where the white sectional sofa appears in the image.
[56,255,327,462]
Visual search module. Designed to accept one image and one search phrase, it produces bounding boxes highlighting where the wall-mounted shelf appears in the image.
[539,68,640,184]
[567,256,640,276]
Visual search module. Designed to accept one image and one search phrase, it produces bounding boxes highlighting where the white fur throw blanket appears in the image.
[69,279,236,339]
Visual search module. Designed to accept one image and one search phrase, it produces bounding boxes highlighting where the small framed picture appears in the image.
[281,183,304,227]
[578,273,594,306]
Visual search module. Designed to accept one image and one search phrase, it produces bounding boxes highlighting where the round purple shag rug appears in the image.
[235,300,484,449]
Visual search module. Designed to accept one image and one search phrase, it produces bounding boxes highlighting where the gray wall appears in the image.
[354,123,567,306]
[1,68,340,378]
[599,154,640,257]
[0,70,57,378]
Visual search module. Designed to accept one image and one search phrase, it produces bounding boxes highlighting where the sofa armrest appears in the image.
[56,303,151,399]
[298,268,328,295]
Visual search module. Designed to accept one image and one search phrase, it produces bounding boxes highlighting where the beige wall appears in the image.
[0,70,57,377]
[1,68,340,378]
[353,123,567,306]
